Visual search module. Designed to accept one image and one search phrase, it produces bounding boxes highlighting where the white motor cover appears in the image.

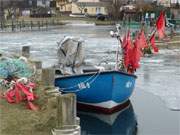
[57,36,85,74]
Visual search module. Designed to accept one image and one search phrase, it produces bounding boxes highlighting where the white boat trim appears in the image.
[78,99,129,109]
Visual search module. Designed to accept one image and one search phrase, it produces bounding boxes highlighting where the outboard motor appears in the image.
[57,36,85,75]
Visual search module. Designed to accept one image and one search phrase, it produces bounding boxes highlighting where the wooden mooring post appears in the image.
[19,21,22,31]
[52,93,80,135]
[52,19,55,25]
[41,68,55,87]
[41,20,44,28]
[11,20,15,32]
[30,21,33,30]
[22,46,30,58]
[40,67,80,135]
[22,20,25,29]
[1,21,3,30]
[38,21,40,30]
[46,20,48,30]
[0,18,65,32]
[32,60,42,81]
[57,93,77,128]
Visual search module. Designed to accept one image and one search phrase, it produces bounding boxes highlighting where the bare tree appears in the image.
[136,0,154,13]
[7,1,17,19]
[77,2,86,14]
[175,1,179,9]
[107,0,126,20]
[0,0,5,20]
[56,0,71,12]
[0,0,25,20]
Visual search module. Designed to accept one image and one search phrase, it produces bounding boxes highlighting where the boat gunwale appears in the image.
[55,70,137,80]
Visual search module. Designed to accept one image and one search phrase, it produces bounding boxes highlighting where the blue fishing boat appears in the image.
[55,70,137,114]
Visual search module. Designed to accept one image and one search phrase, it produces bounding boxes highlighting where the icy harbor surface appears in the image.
[1,25,180,111]
[1,25,180,134]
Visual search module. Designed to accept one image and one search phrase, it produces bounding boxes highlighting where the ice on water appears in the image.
[0,26,180,110]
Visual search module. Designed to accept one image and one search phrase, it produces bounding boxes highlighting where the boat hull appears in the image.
[55,70,137,113]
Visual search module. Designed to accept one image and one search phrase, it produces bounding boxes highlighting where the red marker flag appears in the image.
[139,30,148,48]
[150,33,159,53]
[131,36,142,69]
[124,31,133,68]
[156,11,165,39]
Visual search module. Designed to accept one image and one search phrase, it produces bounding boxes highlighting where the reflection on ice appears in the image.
[78,103,138,135]
[136,54,180,110]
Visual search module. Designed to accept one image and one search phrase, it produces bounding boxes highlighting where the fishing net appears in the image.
[0,57,34,79]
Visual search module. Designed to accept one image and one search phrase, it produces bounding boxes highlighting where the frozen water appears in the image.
[0,25,180,110]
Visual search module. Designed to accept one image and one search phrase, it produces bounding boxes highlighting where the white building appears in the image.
[37,0,51,7]
[153,0,180,7]
[28,0,52,7]
[170,0,180,4]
